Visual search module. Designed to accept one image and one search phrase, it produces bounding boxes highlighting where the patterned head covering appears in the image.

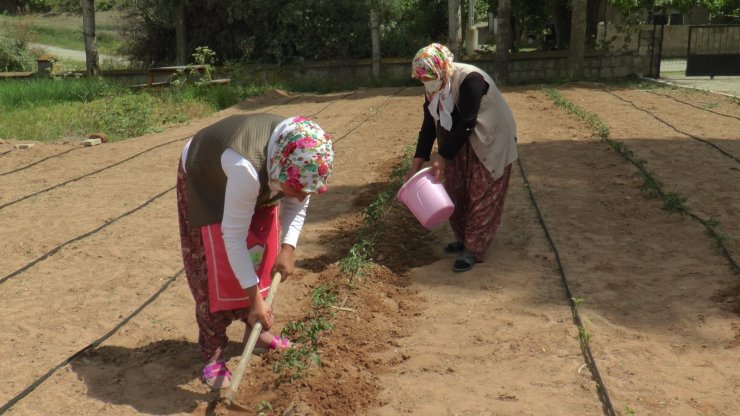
[411,43,455,81]
[268,117,334,194]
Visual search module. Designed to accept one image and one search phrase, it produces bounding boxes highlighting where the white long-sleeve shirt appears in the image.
[182,140,309,289]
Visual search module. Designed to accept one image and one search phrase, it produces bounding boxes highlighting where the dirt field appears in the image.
[0,84,738,416]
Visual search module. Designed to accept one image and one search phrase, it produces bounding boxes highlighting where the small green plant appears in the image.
[703,102,719,109]
[578,325,591,346]
[624,405,636,415]
[311,284,338,308]
[256,401,273,416]
[662,192,688,214]
[273,344,321,382]
[339,237,374,284]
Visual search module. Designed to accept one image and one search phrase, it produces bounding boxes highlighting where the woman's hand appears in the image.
[245,287,273,329]
[403,157,427,183]
[272,244,295,281]
[429,153,446,180]
[247,297,273,330]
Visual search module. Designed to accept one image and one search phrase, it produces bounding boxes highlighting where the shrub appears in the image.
[0,34,34,72]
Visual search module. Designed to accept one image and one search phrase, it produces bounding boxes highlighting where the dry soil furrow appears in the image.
[519,89,738,416]
[560,86,740,261]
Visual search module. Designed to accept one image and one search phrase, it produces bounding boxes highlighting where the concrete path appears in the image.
[29,43,129,66]
[659,58,739,97]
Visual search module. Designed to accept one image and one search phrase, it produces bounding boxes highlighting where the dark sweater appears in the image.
[414,72,489,160]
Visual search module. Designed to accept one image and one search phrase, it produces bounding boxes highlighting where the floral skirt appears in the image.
[177,160,251,363]
[444,141,512,261]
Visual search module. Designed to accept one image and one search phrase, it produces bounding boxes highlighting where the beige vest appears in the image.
[450,63,518,179]
[185,113,285,228]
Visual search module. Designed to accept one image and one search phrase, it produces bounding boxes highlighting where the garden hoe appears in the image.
[219,272,283,412]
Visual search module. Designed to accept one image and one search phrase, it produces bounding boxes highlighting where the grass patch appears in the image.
[0,15,121,55]
[0,77,275,142]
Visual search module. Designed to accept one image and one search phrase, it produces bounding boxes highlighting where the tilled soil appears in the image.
[0,84,737,416]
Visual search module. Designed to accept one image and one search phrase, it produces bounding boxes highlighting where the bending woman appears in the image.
[177,114,333,389]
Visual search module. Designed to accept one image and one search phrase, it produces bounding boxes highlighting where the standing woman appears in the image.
[405,43,518,273]
[177,114,333,389]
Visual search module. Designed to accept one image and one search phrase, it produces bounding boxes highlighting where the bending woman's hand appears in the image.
[272,244,295,281]
[246,287,273,330]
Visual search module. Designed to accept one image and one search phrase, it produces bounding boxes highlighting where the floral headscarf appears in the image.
[268,116,334,194]
[411,43,455,81]
[411,43,456,130]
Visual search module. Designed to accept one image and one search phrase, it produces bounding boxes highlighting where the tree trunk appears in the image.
[370,5,380,79]
[447,0,461,57]
[175,0,187,65]
[568,0,587,79]
[553,0,571,50]
[80,0,99,76]
[586,0,605,48]
[495,0,510,85]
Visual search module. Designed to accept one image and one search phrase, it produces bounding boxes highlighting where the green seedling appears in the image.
[624,405,636,415]
[256,401,273,416]
[311,284,338,309]
[662,192,688,214]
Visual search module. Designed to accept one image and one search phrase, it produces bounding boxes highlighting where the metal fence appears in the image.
[686,25,740,77]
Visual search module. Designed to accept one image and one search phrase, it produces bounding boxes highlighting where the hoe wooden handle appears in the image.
[223,273,282,404]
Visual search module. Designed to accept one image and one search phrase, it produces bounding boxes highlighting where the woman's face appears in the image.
[280,182,313,202]
[422,78,443,94]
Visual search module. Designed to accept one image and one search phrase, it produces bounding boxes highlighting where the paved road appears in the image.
[659,59,739,97]
[30,43,129,66]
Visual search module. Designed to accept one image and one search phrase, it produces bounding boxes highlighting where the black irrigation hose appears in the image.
[307,91,359,118]
[332,87,405,144]
[0,147,79,177]
[616,149,740,274]
[604,89,740,165]
[0,149,13,159]
[516,156,618,416]
[0,186,175,286]
[0,268,183,415]
[0,137,186,212]
[644,90,740,121]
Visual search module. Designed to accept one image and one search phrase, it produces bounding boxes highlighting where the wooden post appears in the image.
[569,0,587,79]
[370,3,381,79]
[448,0,461,57]
[495,0,511,85]
[175,0,187,65]
[80,0,100,76]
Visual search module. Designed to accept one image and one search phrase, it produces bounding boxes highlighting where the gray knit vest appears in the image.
[185,113,285,229]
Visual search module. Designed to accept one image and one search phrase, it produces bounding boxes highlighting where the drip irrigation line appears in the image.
[0,137,186,212]
[0,147,79,177]
[307,91,359,118]
[616,152,740,274]
[604,89,740,165]
[333,87,405,144]
[0,149,13,159]
[0,186,175,286]
[643,90,740,121]
[516,157,618,416]
[0,268,183,415]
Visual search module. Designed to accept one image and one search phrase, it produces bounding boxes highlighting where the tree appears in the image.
[175,0,186,65]
[448,0,462,56]
[569,0,587,79]
[370,0,381,78]
[80,0,99,76]
[495,0,511,84]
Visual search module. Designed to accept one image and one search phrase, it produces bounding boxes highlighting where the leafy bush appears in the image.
[0,34,34,71]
